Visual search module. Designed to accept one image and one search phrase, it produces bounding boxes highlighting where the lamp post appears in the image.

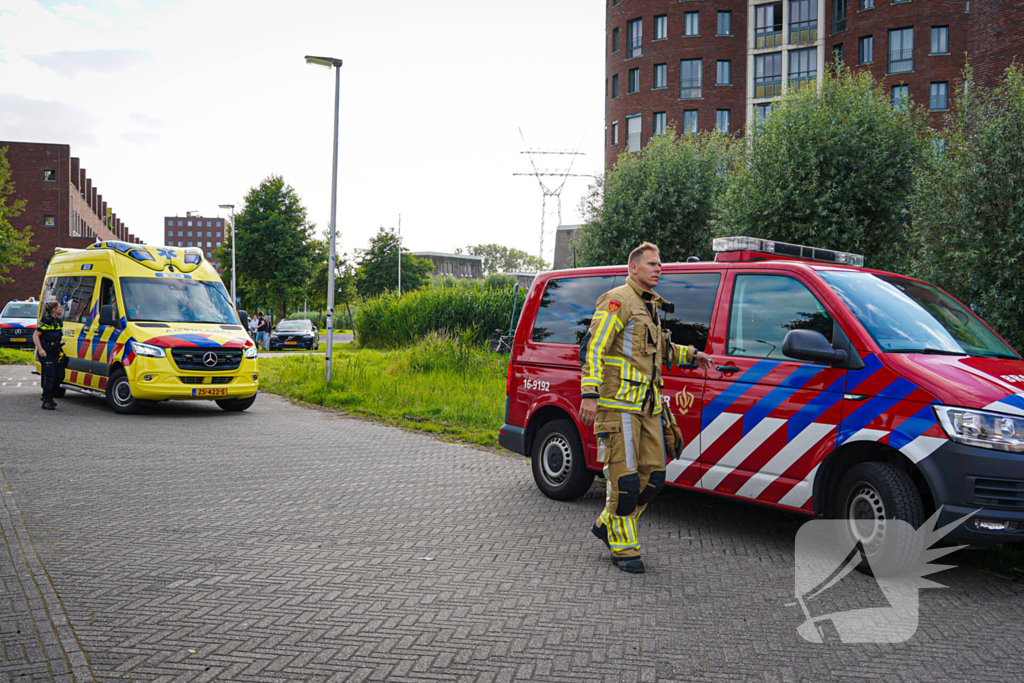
[305,54,343,383]
[218,204,236,307]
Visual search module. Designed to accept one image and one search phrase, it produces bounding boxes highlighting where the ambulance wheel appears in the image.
[216,394,257,412]
[834,462,926,577]
[52,386,66,398]
[531,419,594,501]
[105,370,140,414]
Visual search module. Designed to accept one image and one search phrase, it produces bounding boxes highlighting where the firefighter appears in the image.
[578,242,714,573]
[33,301,66,410]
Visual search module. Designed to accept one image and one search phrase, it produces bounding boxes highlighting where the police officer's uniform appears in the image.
[580,278,694,571]
[37,314,66,409]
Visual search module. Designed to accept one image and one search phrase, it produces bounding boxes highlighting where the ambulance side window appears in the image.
[97,278,119,324]
[727,274,833,360]
[42,276,96,324]
[655,272,721,352]
[532,276,623,345]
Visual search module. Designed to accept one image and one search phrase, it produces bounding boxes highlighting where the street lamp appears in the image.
[218,204,236,307]
[305,53,343,383]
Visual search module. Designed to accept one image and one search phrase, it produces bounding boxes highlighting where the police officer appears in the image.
[579,242,714,573]
[33,301,66,410]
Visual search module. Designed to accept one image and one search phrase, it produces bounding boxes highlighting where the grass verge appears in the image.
[258,334,507,447]
[0,348,34,364]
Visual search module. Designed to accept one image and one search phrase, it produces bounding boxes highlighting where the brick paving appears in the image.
[1,368,1023,682]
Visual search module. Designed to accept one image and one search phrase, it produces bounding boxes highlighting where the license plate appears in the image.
[10,338,26,342]
[285,341,297,345]
[193,388,228,397]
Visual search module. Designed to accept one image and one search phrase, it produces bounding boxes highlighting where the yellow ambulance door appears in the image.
[89,277,125,389]
[42,273,96,387]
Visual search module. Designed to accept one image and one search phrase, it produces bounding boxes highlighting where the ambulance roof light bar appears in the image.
[712,236,865,268]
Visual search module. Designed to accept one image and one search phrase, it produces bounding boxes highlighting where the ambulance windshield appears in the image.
[820,271,1019,359]
[120,277,238,325]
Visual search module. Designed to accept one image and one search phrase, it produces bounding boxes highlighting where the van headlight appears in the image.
[244,346,258,359]
[133,341,166,358]
[934,405,1024,453]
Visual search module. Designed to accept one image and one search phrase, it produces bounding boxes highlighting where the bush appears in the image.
[356,284,521,348]
[392,332,477,374]
[484,273,517,290]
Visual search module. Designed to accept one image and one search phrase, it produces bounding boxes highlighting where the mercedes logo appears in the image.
[202,352,219,367]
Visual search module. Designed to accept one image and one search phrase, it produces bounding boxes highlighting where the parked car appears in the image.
[269,319,319,350]
[0,298,39,349]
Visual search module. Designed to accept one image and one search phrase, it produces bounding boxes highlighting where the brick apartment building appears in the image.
[163,213,228,271]
[0,140,142,303]
[606,0,1021,167]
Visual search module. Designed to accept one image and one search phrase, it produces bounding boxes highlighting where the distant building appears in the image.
[412,252,484,279]
[0,140,142,302]
[553,224,582,270]
[509,272,538,288]
[163,212,227,271]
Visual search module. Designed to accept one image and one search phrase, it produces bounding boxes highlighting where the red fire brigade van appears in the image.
[500,237,1024,549]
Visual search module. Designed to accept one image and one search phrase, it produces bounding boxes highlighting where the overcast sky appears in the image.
[0,0,605,265]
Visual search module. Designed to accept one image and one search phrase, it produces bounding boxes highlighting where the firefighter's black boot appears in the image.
[612,556,646,574]
[591,523,611,551]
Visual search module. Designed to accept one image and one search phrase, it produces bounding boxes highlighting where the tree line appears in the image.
[577,64,1024,350]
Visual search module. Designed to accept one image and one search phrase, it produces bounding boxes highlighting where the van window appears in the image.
[727,274,833,360]
[97,278,120,323]
[42,276,96,324]
[655,272,721,352]
[532,276,622,344]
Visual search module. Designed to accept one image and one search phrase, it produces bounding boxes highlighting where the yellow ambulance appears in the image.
[37,240,259,414]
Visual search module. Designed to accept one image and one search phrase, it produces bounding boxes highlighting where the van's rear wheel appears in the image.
[834,462,926,576]
[531,419,595,501]
[216,394,256,412]
[105,370,140,414]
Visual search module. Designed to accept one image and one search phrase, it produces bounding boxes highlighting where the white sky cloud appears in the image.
[0,0,605,264]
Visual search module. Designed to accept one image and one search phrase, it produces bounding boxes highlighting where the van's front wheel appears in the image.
[531,419,595,501]
[105,370,140,414]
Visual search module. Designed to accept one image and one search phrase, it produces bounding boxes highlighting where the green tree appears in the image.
[466,244,548,274]
[304,235,358,322]
[0,146,36,284]
[715,66,929,273]
[576,126,738,266]
[355,227,435,298]
[214,175,316,319]
[908,65,1024,350]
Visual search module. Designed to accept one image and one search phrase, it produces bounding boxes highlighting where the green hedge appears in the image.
[356,284,521,348]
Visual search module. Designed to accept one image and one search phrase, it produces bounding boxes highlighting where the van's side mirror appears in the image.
[782,329,848,366]
[237,310,249,330]
[99,305,116,327]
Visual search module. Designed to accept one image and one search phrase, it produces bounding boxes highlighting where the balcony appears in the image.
[888,48,913,74]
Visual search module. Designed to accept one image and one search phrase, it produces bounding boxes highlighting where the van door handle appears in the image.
[716,365,740,373]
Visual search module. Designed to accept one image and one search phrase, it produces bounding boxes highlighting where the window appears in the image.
[931,26,948,54]
[612,27,620,53]
[177,230,183,236]
[727,275,834,360]
[206,221,212,227]
[680,58,702,99]
[612,74,619,98]
[654,63,667,89]
[755,3,783,48]
[187,241,193,247]
[754,53,783,98]
[859,35,873,64]
[833,43,844,63]
[717,60,731,85]
[628,67,640,93]
[216,242,221,248]
[860,0,873,8]
[789,0,818,44]
[892,84,909,111]
[187,220,192,227]
[177,241,183,247]
[654,273,722,351]
[718,11,732,36]
[167,220,173,226]
[216,221,221,228]
[932,138,947,156]
[531,276,623,344]
[756,103,775,120]
[930,82,948,110]
[653,112,667,136]
[44,214,55,227]
[97,278,119,323]
[177,220,183,226]
[628,18,642,57]
[655,14,667,40]
[683,110,698,134]
[611,121,619,146]
[889,28,913,74]
[206,252,212,258]
[41,275,96,324]
[627,115,641,152]
[187,231,193,237]
[684,11,699,36]
[206,242,212,248]
[834,0,846,33]
[216,231,221,237]
[716,109,731,133]
[789,47,817,90]
[43,169,56,181]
